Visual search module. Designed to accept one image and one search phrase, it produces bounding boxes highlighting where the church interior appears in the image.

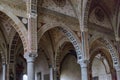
[0,0,120,80]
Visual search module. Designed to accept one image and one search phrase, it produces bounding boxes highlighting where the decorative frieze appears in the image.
[99,38,119,66]
[57,27,82,62]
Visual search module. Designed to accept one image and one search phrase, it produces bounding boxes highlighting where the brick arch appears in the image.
[56,42,74,70]
[55,38,69,65]
[89,35,120,70]
[55,37,69,54]
[0,26,8,62]
[0,4,28,52]
[10,33,21,63]
[38,22,83,63]
[89,46,114,68]
[54,37,69,68]
[89,46,117,80]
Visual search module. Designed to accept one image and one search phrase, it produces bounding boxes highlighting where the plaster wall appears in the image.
[92,58,112,80]
[35,52,49,80]
[60,54,81,80]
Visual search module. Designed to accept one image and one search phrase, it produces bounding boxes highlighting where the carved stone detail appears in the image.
[24,52,38,62]
[100,38,119,66]
[79,60,89,68]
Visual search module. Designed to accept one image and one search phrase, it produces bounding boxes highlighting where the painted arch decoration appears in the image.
[99,39,119,67]
[0,4,28,53]
[38,22,83,63]
[89,35,120,70]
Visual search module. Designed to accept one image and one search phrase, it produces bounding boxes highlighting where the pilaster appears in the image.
[80,28,89,80]
[81,30,89,60]
[25,0,38,80]
[26,0,38,53]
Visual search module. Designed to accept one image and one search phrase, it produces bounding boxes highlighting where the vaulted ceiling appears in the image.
[0,0,118,18]
[0,0,119,73]
[0,0,26,10]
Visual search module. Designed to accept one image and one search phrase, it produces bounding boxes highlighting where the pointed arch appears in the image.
[38,22,83,63]
[89,34,120,70]
[0,4,28,52]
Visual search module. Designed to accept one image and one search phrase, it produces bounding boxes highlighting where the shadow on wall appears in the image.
[60,54,81,80]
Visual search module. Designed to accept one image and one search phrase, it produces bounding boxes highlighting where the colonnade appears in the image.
[2,60,6,80]
[0,0,120,80]
[1,54,120,80]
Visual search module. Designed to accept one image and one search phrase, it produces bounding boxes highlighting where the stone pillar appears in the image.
[26,0,38,59]
[26,0,38,80]
[2,63,6,80]
[24,52,37,80]
[49,66,54,80]
[81,31,89,60]
[53,57,60,80]
[1,54,6,80]
[80,30,89,80]
[117,70,120,80]
[80,60,89,80]
[116,68,120,80]
[111,68,117,80]
[78,0,89,79]
[53,68,57,80]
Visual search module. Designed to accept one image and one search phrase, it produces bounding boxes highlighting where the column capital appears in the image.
[115,36,120,41]
[80,27,88,32]
[115,65,120,71]
[27,13,37,18]
[53,67,57,71]
[2,60,6,65]
[78,60,89,68]
[24,52,38,62]
[49,64,53,68]
[1,55,6,65]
